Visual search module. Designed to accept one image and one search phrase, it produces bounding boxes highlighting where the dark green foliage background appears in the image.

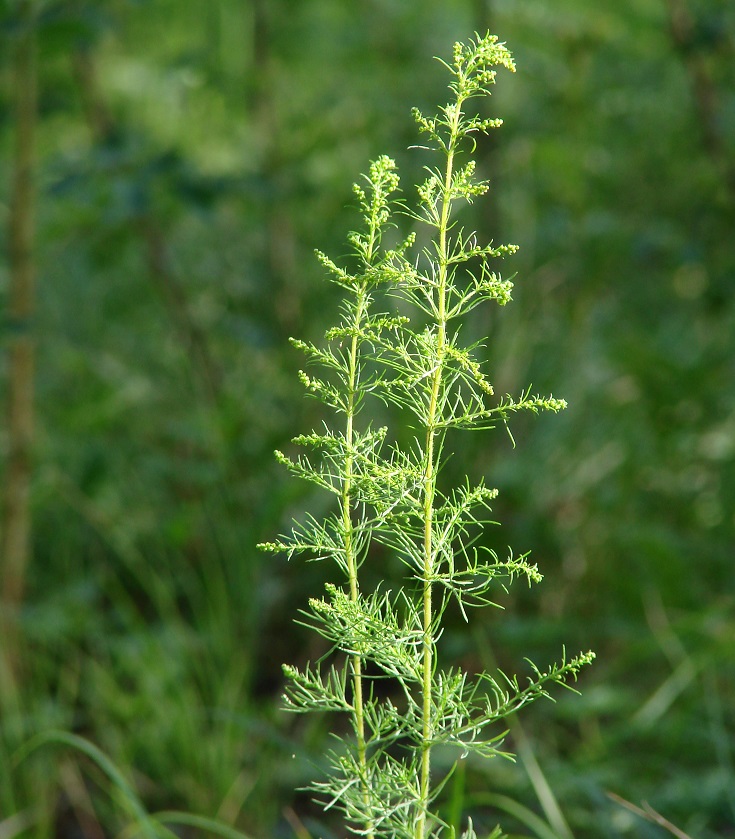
[1,1,733,837]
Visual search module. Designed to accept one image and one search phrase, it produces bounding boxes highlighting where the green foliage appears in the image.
[15,730,256,839]
[261,35,593,839]
[1,1,733,836]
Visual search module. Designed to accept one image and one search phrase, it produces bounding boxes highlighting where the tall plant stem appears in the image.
[1,0,38,701]
[344,195,384,836]
[343,292,373,839]
[417,99,461,839]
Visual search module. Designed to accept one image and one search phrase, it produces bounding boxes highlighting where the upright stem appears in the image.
[1,0,38,700]
[416,102,461,839]
[344,279,373,837]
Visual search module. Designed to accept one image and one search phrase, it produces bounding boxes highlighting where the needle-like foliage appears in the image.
[260,33,594,839]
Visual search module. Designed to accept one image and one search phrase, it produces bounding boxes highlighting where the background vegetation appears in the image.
[0,1,733,837]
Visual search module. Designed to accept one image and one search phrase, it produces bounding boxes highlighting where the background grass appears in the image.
[1,1,733,837]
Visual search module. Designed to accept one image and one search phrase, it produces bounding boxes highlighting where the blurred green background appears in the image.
[1,0,733,837]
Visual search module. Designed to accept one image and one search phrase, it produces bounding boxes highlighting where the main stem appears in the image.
[344,210,379,836]
[343,307,373,838]
[416,103,462,839]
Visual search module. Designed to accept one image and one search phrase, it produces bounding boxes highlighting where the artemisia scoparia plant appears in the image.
[260,32,594,839]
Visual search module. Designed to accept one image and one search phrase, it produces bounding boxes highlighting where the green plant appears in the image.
[260,33,594,839]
